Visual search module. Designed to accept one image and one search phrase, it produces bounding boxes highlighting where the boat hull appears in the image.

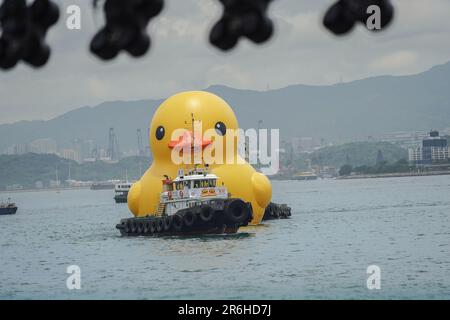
[0,206,17,215]
[116,198,252,237]
[114,194,128,203]
[292,176,318,181]
[91,184,115,190]
[262,202,291,220]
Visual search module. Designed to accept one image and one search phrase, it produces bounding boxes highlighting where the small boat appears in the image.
[116,166,253,236]
[114,182,132,203]
[292,171,318,181]
[0,199,18,215]
[90,181,118,190]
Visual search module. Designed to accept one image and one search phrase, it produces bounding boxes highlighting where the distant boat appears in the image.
[292,171,318,181]
[0,199,18,215]
[90,181,118,190]
[114,182,132,203]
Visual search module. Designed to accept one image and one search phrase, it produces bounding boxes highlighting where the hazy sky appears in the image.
[1,0,450,124]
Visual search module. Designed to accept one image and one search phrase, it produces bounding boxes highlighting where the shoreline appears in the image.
[0,186,91,194]
[269,171,450,181]
[3,171,450,193]
[336,171,450,180]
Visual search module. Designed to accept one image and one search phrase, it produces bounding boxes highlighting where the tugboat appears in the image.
[116,166,253,236]
[114,182,132,203]
[0,198,18,215]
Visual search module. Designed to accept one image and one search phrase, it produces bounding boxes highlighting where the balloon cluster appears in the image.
[323,0,394,35]
[210,0,274,51]
[0,0,398,71]
[0,0,59,70]
[90,0,164,60]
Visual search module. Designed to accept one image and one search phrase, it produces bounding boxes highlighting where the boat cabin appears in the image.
[115,182,133,192]
[159,168,228,216]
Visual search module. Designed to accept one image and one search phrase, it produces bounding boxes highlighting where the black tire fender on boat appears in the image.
[172,214,183,231]
[137,220,145,234]
[199,205,214,222]
[241,203,253,226]
[131,220,138,234]
[183,210,195,227]
[156,218,164,232]
[144,220,152,234]
[163,215,172,231]
[124,220,131,233]
[150,219,157,233]
[225,199,249,224]
[273,209,280,218]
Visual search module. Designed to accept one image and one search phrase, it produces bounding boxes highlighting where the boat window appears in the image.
[175,182,184,190]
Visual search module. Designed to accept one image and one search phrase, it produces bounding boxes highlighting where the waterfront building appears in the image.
[408,130,449,166]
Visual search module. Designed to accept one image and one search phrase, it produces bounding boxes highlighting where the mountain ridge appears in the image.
[1,61,450,152]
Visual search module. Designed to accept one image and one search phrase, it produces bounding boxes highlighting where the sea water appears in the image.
[0,176,449,299]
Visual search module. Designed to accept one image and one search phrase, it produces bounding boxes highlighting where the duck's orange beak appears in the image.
[168,131,212,150]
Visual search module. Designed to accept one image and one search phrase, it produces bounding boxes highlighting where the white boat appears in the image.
[114,182,133,203]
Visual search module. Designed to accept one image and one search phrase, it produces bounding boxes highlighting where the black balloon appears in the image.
[210,0,274,51]
[323,0,394,35]
[0,0,59,70]
[90,0,164,61]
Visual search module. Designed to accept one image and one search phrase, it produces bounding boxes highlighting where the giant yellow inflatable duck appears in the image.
[127,91,272,224]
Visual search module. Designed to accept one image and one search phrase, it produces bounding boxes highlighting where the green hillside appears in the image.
[0,153,151,190]
[288,141,408,170]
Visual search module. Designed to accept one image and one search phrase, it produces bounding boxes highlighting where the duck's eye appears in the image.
[215,122,226,136]
[155,126,165,140]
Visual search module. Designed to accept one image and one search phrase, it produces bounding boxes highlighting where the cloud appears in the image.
[370,50,418,72]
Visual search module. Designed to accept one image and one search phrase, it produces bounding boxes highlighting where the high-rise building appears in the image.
[60,149,80,163]
[71,139,95,163]
[5,143,28,155]
[28,138,58,154]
